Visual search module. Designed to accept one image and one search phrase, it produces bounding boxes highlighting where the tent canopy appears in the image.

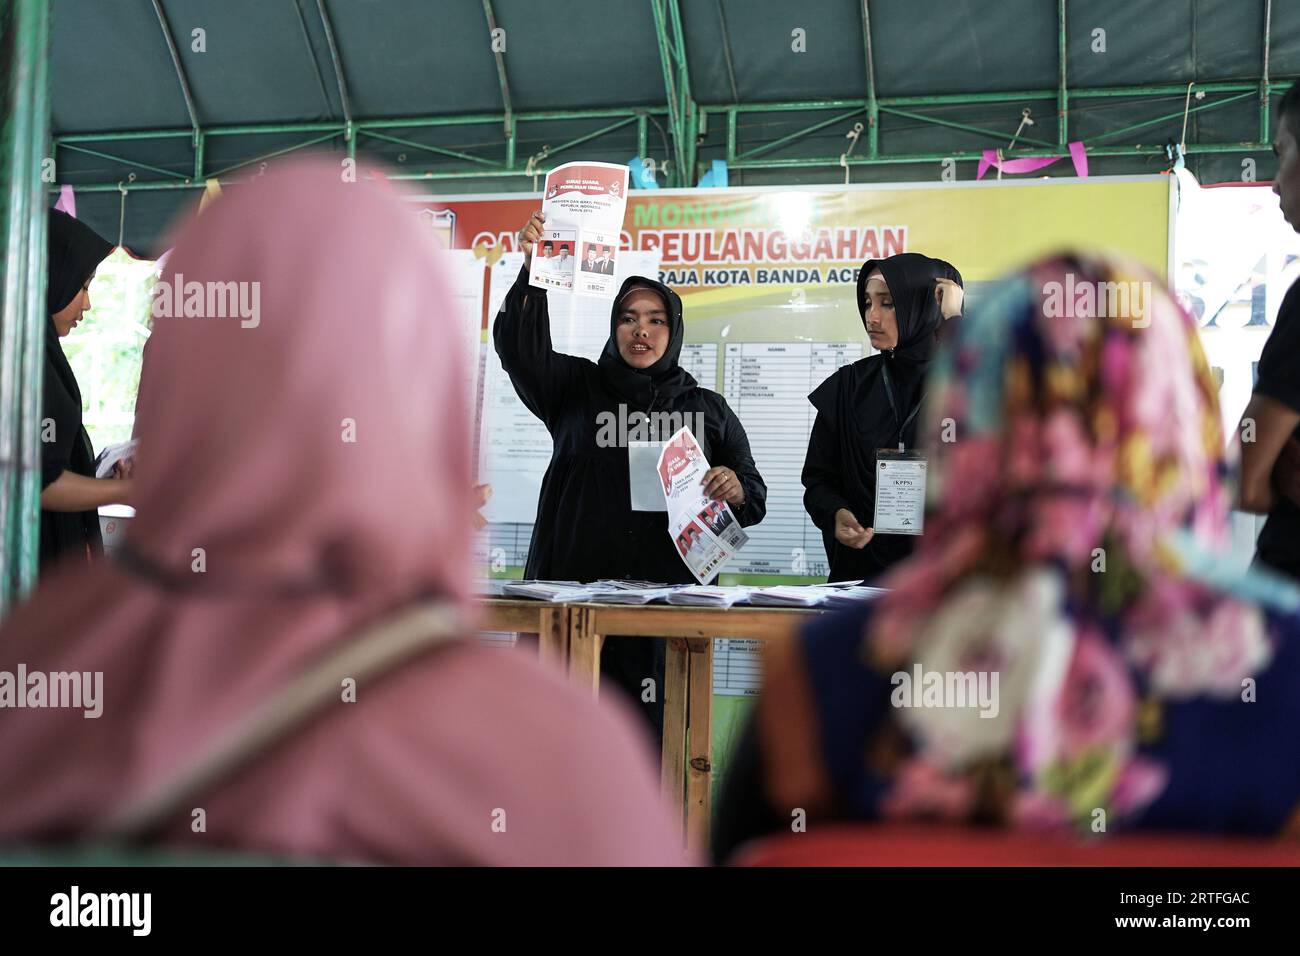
[51,0,1300,254]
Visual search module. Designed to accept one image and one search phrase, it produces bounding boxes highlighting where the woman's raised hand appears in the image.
[518,211,545,269]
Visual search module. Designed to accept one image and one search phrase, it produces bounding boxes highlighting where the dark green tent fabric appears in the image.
[50,0,1300,255]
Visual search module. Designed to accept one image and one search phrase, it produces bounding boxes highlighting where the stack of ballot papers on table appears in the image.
[741,585,839,607]
[500,581,595,602]
[664,585,752,607]
[821,585,889,607]
[584,580,674,604]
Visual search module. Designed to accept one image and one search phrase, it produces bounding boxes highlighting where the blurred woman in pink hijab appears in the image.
[0,157,687,867]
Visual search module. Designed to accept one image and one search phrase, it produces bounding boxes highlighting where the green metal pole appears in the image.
[57,141,191,181]
[1058,0,1068,145]
[861,0,879,157]
[1085,90,1256,144]
[736,108,869,162]
[666,0,697,183]
[880,105,1056,148]
[1261,0,1273,144]
[726,139,1273,170]
[544,115,640,162]
[649,0,682,184]
[204,131,342,179]
[358,129,505,167]
[0,0,51,613]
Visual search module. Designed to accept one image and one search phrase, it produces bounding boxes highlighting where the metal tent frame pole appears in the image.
[0,0,51,613]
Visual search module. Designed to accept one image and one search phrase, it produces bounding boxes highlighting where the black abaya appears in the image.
[801,254,962,584]
[494,266,767,738]
[40,210,114,570]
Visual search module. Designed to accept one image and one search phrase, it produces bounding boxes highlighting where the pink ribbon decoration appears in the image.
[54,184,76,218]
[976,141,1089,180]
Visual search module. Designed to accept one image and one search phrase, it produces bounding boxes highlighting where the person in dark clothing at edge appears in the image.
[40,209,134,572]
[494,210,767,743]
[1238,79,1300,579]
[800,253,964,584]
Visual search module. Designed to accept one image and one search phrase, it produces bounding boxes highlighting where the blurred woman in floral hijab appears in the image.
[714,253,1300,861]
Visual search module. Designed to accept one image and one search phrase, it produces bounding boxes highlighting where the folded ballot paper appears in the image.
[742,585,840,607]
[734,581,884,607]
[501,581,595,602]
[497,580,676,603]
[821,585,890,608]
[583,580,674,604]
[486,580,887,608]
[664,586,751,607]
[94,439,138,479]
[658,427,749,584]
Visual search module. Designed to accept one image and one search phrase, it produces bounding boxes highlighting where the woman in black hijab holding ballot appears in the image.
[802,253,963,584]
[39,209,133,571]
[495,210,767,739]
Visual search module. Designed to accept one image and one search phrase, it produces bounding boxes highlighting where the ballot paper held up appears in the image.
[529,161,629,298]
[657,427,748,584]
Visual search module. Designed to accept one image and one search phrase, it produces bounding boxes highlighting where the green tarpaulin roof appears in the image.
[50,0,1300,255]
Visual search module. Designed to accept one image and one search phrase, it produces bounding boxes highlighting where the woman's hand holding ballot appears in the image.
[834,507,875,549]
[702,465,745,506]
[517,210,545,268]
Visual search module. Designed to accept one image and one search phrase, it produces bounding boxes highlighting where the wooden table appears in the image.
[481,598,823,853]
[479,597,571,663]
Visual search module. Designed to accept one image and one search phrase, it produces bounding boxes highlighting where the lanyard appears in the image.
[880,361,922,452]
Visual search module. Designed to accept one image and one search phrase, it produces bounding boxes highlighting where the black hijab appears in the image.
[811,251,966,464]
[855,252,952,377]
[45,209,113,409]
[598,274,696,412]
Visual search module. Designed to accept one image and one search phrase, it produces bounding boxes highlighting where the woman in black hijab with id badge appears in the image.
[495,210,767,742]
[801,253,962,584]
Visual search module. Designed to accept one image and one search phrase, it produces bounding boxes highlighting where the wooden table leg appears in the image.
[537,607,569,666]
[567,605,603,697]
[661,637,690,840]
[685,637,714,856]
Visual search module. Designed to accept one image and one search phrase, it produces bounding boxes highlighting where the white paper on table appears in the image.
[528,161,630,298]
[657,426,748,584]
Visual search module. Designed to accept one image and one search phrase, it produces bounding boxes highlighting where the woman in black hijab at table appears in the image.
[39,209,133,571]
[495,210,767,741]
[801,253,963,584]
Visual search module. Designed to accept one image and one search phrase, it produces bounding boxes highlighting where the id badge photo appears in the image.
[872,448,927,535]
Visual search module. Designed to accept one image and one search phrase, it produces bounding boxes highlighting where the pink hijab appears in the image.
[0,157,686,865]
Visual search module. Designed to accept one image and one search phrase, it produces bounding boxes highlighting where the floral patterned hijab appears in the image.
[866,252,1299,827]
